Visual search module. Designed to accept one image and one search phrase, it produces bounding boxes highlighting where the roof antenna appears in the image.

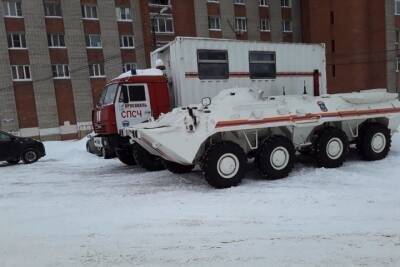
[282,86,286,96]
[303,80,307,95]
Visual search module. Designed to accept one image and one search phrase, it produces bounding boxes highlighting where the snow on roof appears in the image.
[116,68,163,79]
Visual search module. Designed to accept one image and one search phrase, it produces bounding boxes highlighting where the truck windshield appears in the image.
[99,83,118,105]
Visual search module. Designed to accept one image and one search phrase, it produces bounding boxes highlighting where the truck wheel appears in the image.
[201,142,246,189]
[163,160,194,174]
[255,136,295,180]
[22,148,39,164]
[357,123,391,161]
[116,149,136,166]
[132,143,165,171]
[314,127,349,168]
[101,147,114,159]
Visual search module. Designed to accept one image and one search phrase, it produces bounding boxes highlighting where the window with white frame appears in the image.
[249,51,276,79]
[149,0,170,6]
[85,34,102,48]
[47,33,65,47]
[3,0,22,17]
[120,35,134,48]
[208,16,221,30]
[282,20,292,32]
[116,7,132,21]
[259,19,270,32]
[43,1,62,17]
[197,49,229,80]
[396,0,400,15]
[52,64,70,78]
[259,0,269,6]
[7,33,26,48]
[281,0,290,8]
[122,63,137,73]
[81,4,97,19]
[11,65,31,81]
[151,15,174,33]
[233,0,245,5]
[207,0,219,2]
[235,17,247,32]
[89,64,105,77]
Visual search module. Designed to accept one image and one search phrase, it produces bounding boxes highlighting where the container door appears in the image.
[115,84,152,131]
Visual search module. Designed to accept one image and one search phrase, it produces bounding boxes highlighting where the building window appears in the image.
[332,64,336,77]
[197,49,229,80]
[122,63,137,73]
[151,15,174,33]
[208,16,221,30]
[396,0,400,15]
[116,7,132,21]
[85,34,102,48]
[47,33,65,47]
[249,51,276,79]
[331,39,335,53]
[3,0,22,17]
[281,0,290,8]
[207,0,219,2]
[89,64,105,77]
[149,0,170,6]
[282,20,292,32]
[233,0,245,5]
[259,19,270,32]
[120,35,135,48]
[11,65,31,81]
[43,1,62,17]
[235,17,247,32]
[259,0,269,6]
[7,33,26,48]
[52,64,70,78]
[81,4,97,19]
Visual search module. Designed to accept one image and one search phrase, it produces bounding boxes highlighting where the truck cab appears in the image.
[92,69,170,164]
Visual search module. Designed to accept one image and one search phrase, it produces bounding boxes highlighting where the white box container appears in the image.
[151,37,327,107]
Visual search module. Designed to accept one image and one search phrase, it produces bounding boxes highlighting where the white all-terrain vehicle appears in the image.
[126,88,400,188]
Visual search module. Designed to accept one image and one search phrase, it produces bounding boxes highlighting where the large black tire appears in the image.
[101,147,114,159]
[314,127,349,168]
[255,135,295,180]
[7,158,20,165]
[201,142,246,189]
[116,148,136,166]
[132,143,165,171]
[163,160,194,174]
[357,123,391,161]
[22,148,39,164]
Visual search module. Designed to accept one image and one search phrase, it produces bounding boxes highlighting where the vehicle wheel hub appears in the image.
[217,153,239,179]
[371,133,386,153]
[326,138,343,160]
[25,151,37,162]
[270,147,289,170]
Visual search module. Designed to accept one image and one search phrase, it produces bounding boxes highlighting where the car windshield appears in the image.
[99,83,119,105]
[0,131,11,141]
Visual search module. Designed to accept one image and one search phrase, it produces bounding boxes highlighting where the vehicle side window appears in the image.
[128,85,146,102]
[0,132,11,141]
[197,49,229,80]
[249,51,276,79]
[119,85,129,103]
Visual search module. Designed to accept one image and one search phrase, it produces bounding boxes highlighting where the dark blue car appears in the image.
[0,130,46,164]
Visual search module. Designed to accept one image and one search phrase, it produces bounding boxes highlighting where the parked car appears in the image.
[86,132,101,156]
[0,130,46,164]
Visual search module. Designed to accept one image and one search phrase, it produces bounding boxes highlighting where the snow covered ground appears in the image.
[1,136,400,267]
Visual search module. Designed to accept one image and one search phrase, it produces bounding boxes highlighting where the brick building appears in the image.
[0,0,397,139]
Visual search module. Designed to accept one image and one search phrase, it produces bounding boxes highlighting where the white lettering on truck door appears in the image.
[115,84,152,132]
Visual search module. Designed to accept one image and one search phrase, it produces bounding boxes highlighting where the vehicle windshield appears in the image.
[99,83,119,105]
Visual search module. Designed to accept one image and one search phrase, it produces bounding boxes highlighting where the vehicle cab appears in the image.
[91,68,171,161]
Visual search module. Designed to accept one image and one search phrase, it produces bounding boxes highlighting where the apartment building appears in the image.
[0,0,397,140]
[302,0,397,94]
[0,0,302,139]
